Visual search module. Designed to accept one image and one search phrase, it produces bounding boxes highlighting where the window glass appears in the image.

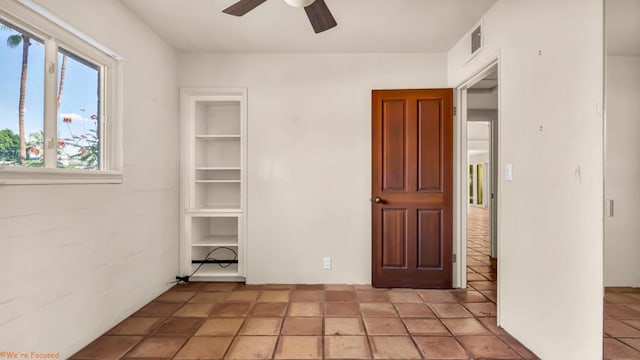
[56,48,100,170]
[0,21,45,167]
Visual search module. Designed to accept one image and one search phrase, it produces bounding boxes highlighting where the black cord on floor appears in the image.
[173,247,238,284]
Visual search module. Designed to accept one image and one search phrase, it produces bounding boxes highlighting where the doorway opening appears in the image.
[455,61,499,317]
[465,68,498,300]
[603,0,640,357]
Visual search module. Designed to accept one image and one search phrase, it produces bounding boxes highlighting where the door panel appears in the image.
[372,89,453,289]
[417,209,442,269]
[382,209,407,268]
[382,100,407,191]
[418,99,442,191]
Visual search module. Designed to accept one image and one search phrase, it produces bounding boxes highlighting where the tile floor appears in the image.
[71,282,538,360]
[604,288,640,358]
[71,207,539,359]
[466,207,497,303]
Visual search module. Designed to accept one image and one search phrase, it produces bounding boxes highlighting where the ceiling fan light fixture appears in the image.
[223,0,336,34]
[283,0,315,8]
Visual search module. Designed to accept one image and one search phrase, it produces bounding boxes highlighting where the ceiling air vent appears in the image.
[471,24,482,55]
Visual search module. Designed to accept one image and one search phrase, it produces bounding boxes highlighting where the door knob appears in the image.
[374,197,383,203]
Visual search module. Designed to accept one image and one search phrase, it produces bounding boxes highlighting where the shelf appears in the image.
[191,263,240,277]
[183,89,246,281]
[187,209,242,214]
[195,169,241,182]
[196,135,240,140]
[193,243,238,248]
[196,180,241,183]
[196,167,240,170]
[192,236,238,247]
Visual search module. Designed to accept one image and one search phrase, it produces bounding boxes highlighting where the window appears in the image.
[0,1,122,184]
[0,23,45,167]
[56,49,101,170]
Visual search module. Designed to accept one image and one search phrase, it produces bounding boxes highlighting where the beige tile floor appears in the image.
[71,208,543,359]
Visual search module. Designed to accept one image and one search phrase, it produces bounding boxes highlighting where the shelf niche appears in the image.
[191,216,239,246]
[195,101,241,136]
[181,88,247,282]
[195,139,240,169]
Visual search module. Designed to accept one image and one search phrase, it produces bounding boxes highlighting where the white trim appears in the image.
[43,38,58,169]
[489,120,499,258]
[456,89,469,289]
[0,167,122,185]
[455,56,502,322]
[12,0,123,60]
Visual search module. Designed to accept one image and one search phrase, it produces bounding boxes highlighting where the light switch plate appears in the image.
[504,164,513,181]
[323,257,331,270]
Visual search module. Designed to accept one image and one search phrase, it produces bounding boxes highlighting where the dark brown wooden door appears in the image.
[372,89,453,289]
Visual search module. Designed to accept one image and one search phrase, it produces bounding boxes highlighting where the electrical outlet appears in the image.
[323,257,331,270]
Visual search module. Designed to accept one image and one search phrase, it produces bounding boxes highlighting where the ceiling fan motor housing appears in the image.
[284,0,316,8]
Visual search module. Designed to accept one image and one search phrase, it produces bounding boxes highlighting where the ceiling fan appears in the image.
[222,0,337,34]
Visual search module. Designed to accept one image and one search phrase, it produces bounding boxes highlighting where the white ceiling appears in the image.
[119,0,497,53]
[468,70,498,110]
[606,0,640,56]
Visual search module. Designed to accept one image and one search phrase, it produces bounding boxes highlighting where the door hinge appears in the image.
[453,107,457,116]
[453,253,457,263]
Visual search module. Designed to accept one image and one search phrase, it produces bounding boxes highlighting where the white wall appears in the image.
[469,152,489,165]
[448,0,604,359]
[0,1,179,358]
[467,120,490,153]
[468,88,499,110]
[180,53,447,284]
[468,109,498,123]
[605,56,640,287]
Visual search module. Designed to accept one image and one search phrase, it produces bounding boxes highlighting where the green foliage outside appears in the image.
[0,129,19,162]
[58,124,99,170]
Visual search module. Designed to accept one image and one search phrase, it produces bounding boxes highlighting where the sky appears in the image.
[0,23,99,145]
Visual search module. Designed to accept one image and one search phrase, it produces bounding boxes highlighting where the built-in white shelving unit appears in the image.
[180,88,247,281]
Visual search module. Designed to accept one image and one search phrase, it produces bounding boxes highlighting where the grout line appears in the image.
[321,294,326,360]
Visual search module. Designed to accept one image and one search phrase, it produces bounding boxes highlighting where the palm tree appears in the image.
[6,31,30,165]
[57,54,67,109]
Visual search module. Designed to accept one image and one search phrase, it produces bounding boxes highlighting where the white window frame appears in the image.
[0,0,123,185]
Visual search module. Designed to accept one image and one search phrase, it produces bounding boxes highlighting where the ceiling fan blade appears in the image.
[304,0,337,33]
[223,0,268,16]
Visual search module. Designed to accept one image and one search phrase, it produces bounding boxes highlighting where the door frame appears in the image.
[453,58,501,318]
